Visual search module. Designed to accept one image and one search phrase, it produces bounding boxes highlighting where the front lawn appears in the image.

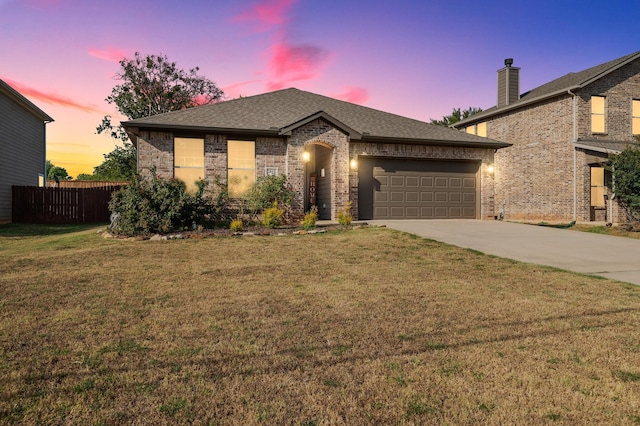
[1,225,639,424]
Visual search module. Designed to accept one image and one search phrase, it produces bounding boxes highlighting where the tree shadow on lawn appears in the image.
[0,223,105,237]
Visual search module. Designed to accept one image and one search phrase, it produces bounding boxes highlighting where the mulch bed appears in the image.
[100,223,373,240]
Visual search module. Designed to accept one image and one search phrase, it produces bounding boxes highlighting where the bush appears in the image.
[608,143,640,223]
[230,219,243,232]
[302,206,318,230]
[109,167,229,236]
[246,175,295,220]
[262,202,284,228]
[337,201,353,226]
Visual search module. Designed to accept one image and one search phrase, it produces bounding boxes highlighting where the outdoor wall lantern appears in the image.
[350,158,358,170]
[487,164,495,175]
[302,151,311,163]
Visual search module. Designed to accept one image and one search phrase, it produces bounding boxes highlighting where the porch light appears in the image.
[302,151,310,163]
[487,164,495,175]
[350,158,358,170]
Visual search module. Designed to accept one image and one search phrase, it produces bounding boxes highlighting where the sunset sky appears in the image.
[2,0,639,178]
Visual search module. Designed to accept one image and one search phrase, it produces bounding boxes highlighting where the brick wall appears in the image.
[288,119,349,219]
[575,58,640,141]
[480,58,640,222]
[486,96,576,221]
[137,131,174,178]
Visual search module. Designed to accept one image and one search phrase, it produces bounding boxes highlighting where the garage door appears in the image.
[358,158,479,220]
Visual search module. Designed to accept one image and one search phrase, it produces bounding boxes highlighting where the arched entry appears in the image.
[304,143,333,220]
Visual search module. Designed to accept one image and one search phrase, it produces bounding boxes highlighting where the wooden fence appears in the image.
[46,180,131,189]
[12,185,127,224]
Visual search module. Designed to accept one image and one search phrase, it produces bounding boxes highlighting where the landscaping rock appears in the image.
[150,234,163,241]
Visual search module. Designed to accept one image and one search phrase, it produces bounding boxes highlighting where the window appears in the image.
[465,122,487,137]
[591,96,606,133]
[174,137,204,193]
[590,167,605,207]
[476,122,487,137]
[228,140,255,198]
[633,99,640,135]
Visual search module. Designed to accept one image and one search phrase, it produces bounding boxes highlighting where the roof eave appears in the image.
[580,52,640,88]
[121,122,281,137]
[361,135,511,149]
[453,86,581,128]
[574,142,620,154]
[0,79,54,123]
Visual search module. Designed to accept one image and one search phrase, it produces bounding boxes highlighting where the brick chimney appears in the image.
[497,58,520,108]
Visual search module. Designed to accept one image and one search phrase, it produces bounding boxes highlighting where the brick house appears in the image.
[453,51,640,223]
[0,79,54,222]
[122,88,509,221]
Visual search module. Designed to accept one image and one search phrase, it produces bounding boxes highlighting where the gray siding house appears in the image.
[122,88,509,221]
[0,79,54,222]
[454,51,640,223]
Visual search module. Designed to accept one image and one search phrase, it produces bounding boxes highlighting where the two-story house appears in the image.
[0,79,54,222]
[454,51,640,223]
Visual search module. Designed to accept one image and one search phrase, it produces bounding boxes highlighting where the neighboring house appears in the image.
[453,51,640,223]
[0,79,54,222]
[122,88,509,221]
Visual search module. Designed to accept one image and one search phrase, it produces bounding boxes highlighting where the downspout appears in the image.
[609,164,615,224]
[568,89,577,222]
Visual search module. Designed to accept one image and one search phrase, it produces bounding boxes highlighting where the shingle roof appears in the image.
[455,51,640,126]
[122,88,509,148]
[574,138,640,154]
[520,51,640,101]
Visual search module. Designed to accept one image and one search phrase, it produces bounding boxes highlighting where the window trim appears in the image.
[632,99,640,136]
[591,95,606,134]
[174,137,205,192]
[227,140,256,198]
[590,166,605,208]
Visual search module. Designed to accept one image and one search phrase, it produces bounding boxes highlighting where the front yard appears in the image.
[1,225,640,424]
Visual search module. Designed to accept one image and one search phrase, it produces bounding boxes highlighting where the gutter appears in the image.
[453,85,582,128]
[359,135,511,149]
[568,89,577,222]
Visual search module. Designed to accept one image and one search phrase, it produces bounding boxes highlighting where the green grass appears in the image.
[1,224,640,424]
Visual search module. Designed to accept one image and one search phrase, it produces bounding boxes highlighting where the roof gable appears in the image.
[0,79,54,123]
[455,51,640,126]
[278,111,362,139]
[123,88,509,148]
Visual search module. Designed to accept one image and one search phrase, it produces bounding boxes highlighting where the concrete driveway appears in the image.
[370,220,640,285]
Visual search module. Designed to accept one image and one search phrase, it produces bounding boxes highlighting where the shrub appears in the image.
[608,143,640,224]
[230,219,243,232]
[302,206,318,230]
[337,201,353,226]
[109,167,230,236]
[262,202,284,228]
[186,175,229,224]
[109,170,189,236]
[246,174,295,220]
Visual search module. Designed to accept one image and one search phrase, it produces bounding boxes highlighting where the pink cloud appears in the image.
[2,78,104,113]
[222,80,263,98]
[332,86,369,104]
[266,41,330,89]
[88,47,128,63]
[233,0,297,32]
